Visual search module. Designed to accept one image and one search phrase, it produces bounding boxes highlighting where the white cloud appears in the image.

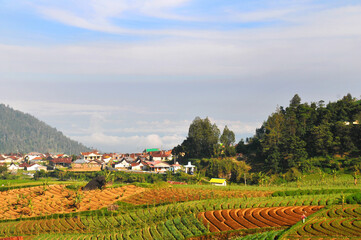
[71,118,260,152]
[73,132,184,152]
[214,120,261,135]
[226,8,297,22]
[32,0,195,35]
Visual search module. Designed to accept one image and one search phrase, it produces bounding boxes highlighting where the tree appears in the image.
[177,117,220,158]
[290,94,301,108]
[219,125,236,157]
[220,126,235,146]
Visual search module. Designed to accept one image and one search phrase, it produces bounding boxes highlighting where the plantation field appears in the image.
[283,205,361,239]
[0,184,144,220]
[0,178,360,239]
[198,206,323,232]
[122,187,272,205]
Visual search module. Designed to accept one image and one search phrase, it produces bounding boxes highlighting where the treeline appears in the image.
[0,104,91,155]
[239,94,361,173]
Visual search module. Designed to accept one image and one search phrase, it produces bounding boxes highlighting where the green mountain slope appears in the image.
[0,104,91,154]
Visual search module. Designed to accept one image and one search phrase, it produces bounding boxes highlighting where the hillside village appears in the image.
[0,149,196,175]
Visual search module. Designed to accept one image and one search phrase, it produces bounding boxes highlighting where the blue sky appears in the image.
[1,0,361,152]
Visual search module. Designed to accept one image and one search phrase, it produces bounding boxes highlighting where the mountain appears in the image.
[0,104,92,155]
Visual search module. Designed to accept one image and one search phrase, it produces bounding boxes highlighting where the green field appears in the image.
[0,173,360,239]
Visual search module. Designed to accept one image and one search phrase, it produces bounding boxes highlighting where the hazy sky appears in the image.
[1,0,361,153]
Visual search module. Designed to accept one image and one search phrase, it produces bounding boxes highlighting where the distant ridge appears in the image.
[0,104,92,155]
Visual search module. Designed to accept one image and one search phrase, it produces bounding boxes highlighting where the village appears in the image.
[0,149,197,175]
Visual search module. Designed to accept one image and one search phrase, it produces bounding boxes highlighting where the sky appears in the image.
[1,0,361,153]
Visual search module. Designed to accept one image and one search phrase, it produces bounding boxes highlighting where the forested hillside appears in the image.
[0,104,91,154]
[240,94,361,173]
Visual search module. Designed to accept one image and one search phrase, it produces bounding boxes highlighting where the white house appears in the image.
[171,162,182,172]
[130,162,146,171]
[114,159,131,169]
[7,163,19,172]
[27,164,47,171]
[81,150,102,161]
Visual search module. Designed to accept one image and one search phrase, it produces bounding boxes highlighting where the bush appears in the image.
[346,192,361,204]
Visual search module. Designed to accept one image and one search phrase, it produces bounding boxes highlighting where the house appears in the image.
[209,178,227,186]
[1,155,18,164]
[49,157,72,168]
[148,161,171,172]
[19,163,31,170]
[150,150,173,161]
[26,164,47,171]
[7,163,19,172]
[70,158,102,171]
[0,156,5,164]
[114,158,131,169]
[25,152,44,161]
[170,162,182,172]
[130,162,147,171]
[111,153,125,161]
[71,159,87,169]
[81,150,102,161]
[86,159,103,169]
[102,155,112,163]
[29,156,45,165]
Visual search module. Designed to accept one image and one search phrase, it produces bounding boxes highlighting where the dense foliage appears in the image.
[0,104,91,154]
[239,94,361,173]
[173,117,236,158]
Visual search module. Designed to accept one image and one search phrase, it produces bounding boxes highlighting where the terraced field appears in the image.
[0,182,357,239]
[0,185,145,220]
[122,187,272,205]
[285,205,361,239]
[198,206,323,232]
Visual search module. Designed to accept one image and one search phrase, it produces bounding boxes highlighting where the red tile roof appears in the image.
[50,157,72,164]
[81,150,100,156]
[19,163,31,168]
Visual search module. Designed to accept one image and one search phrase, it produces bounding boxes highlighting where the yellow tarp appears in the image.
[209,178,226,184]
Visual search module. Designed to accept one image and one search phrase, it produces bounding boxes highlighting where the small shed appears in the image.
[210,178,227,186]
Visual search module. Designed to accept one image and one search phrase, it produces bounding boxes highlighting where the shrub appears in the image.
[346,192,361,204]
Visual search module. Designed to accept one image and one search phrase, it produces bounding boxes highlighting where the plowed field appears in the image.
[286,205,361,239]
[0,184,145,220]
[198,206,323,232]
[122,188,272,205]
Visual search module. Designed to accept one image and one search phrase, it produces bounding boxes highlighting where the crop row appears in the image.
[0,185,144,220]
[198,206,323,232]
[282,204,361,239]
[122,188,272,205]
[290,218,361,237]
[31,215,208,240]
[233,230,283,240]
